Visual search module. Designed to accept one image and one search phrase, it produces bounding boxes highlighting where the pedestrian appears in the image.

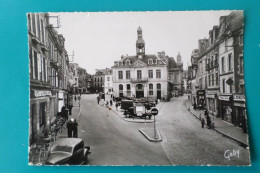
[97,96,100,104]
[206,116,211,129]
[67,119,73,138]
[155,99,158,105]
[68,104,73,115]
[115,102,119,111]
[72,119,78,138]
[201,118,205,128]
[193,103,197,110]
[78,95,81,101]
[111,94,113,98]
[74,95,77,102]
[105,100,109,107]
[110,99,113,106]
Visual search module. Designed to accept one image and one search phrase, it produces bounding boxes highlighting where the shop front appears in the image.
[206,92,218,117]
[196,90,205,109]
[233,94,247,132]
[218,95,233,123]
[30,89,51,145]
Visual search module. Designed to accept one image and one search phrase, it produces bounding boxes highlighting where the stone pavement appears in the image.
[185,99,249,147]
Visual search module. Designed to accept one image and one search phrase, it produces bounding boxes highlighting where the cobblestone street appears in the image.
[156,95,250,165]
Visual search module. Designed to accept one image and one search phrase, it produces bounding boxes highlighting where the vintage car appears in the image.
[124,102,152,119]
[45,138,91,165]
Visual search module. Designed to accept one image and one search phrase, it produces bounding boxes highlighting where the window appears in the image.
[28,14,31,32]
[107,77,110,81]
[118,71,123,79]
[126,60,130,65]
[33,51,38,80]
[222,57,225,73]
[148,59,153,65]
[29,49,33,78]
[37,14,41,40]
[208,75,211,87]
[39,103,46,127]
[239,34,243,45]
[126,70,130,79]
[148,70,153,78]
[212,74,214,86]
[228,53,232,71]
[240,56,244,74]
[156,70,161,79]
[137,70,142,79]
[32,14,36,34]
[157,83,161,90]
[149,84,153,95]
[127,84,131,90]
[41,19,45,44]
[119,84,123,91]
[216,73,219,85]
[222,79,226,93]
[43,57,46,81]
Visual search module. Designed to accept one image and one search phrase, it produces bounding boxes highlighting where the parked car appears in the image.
[125,102,152,119]
[45,138,91,165]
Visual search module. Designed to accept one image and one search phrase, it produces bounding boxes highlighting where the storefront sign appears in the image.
[219,96,230,101]
[34,90,51,97]
[233,94,245,102]
[197,90,205,96]
[234,102,246,107]
[206,94,215,98]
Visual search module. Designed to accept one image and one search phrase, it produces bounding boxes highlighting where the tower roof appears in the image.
[137,26,142,32]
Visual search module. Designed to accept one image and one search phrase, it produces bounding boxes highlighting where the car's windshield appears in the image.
[52,146,73,153]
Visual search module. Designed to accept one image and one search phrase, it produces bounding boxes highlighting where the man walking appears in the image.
[97,96,100,104]
[110,99,113,106]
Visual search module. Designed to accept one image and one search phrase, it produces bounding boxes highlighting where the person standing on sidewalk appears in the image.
[72,119,78,138]
[67,119,73,138]
[110,99,113,106]
[115,102,119,111]
[97,96,100,104]
[201,118,205,128]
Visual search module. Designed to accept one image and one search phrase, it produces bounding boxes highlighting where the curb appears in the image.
[185,101,248,148]
[139,128,162,142]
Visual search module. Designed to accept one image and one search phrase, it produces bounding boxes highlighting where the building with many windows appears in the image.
[189,11,246,130]
[28,13,70,145]
[112,27,168,99]
[104,68,113,94]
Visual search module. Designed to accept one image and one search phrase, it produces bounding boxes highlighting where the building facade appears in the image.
[104,68,113,94]
[28,13,70,145]
[189,11,246,130]
[112,27,168,99]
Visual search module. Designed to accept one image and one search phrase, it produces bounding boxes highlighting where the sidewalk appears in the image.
[29,99,81,165]
[185,100,249,147]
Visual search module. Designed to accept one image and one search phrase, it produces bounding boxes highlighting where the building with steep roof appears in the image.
[112,27,168,99]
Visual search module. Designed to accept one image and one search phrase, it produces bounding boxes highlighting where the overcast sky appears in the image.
[49,11,232,74]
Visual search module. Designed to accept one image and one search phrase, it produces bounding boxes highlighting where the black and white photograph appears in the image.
[28,11,250,166]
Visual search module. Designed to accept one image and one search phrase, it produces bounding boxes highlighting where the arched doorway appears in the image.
[136,84,144,98]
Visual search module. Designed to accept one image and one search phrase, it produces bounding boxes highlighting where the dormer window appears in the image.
[126,60,131,65]
[156,59,160,64]
[148,59,153,65]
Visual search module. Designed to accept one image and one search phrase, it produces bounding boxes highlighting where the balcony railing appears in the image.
[130,78,148,83]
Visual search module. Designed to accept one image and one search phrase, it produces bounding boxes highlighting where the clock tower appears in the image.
[136,26,145,59]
